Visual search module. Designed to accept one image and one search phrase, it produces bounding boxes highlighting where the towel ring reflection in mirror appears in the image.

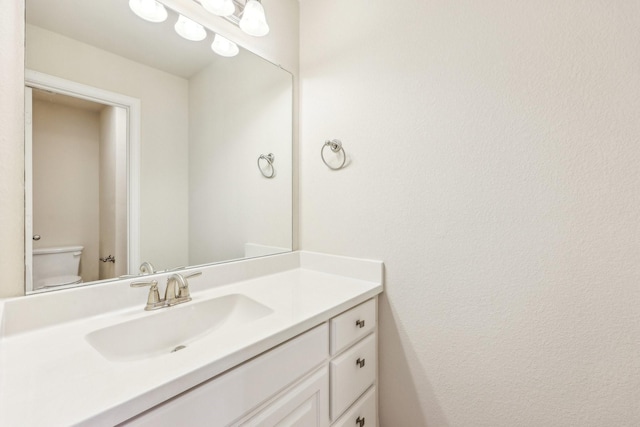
[321,139,346,170]
[257,153,275,178]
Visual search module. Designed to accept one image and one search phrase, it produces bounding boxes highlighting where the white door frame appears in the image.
[25,69,141,292]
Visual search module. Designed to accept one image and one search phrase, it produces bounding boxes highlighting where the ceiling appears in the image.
[26,0,232,78]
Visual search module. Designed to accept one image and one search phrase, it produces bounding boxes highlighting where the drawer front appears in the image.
[330,334,376,420]
[330,299,376,355]
[332,386,376,427]
[122,324,329,427]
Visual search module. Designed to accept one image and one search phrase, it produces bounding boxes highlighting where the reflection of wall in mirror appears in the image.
[26,24,190,271]
[32,98,100,282]
[99,106,128,280]
[188,53,293,265]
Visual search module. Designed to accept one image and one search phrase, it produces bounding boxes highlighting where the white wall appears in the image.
[0,0,25,297]
[26,24,190,272]
[299,1,640,426]
[188,53,293,264]
[32,99,101,282]
[162,0,301,251]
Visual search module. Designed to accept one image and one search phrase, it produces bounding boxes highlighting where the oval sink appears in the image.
[85,294,273,362]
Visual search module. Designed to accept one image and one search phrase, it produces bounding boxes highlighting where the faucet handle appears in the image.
[130,280,164,311]
[130,279,158,288]
[178,271,201,299]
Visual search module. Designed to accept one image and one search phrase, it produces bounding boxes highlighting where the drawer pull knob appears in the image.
[356,358,366,368]
[356,416,366,426]
[356,319,365,328]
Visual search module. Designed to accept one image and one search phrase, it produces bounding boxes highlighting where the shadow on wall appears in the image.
[378,290,450,427]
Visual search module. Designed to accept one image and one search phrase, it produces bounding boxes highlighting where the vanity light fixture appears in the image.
[239,0,270,37]
[128,0,168,23]
[175,14,207,41]
[201,0,235,17]
[211,34,239,57]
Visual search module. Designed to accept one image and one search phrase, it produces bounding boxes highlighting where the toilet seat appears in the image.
[37,275,83,289]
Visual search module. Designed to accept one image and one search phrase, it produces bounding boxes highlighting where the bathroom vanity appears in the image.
[0,252,383,426]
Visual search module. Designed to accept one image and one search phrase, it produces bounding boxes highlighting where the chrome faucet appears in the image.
[131,271,201,311]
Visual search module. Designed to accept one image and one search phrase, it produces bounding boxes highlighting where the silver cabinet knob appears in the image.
[33,235,41,241]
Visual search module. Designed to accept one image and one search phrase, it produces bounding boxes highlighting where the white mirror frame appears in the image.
[24,69,141,293]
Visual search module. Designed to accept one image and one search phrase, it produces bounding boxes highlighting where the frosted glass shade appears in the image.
[201,0,235,17]
[174,14,207,41]
[128,0,167,23]
[239,0,269,37]
[211,34,239,57]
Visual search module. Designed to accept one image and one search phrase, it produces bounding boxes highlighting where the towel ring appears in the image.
[321,139,346,170]
[257,153,275,178]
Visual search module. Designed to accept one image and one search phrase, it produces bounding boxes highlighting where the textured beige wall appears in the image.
[0,0,25,297]
[299,1,640,425]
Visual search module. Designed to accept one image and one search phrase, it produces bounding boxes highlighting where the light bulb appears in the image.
[239,0,269,37]
[211,34,239,57]
[128,0,167,23]
[174,15,207,41]
[201,0,235,17]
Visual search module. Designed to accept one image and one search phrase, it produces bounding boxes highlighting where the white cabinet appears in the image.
[332,387,377,427]
[121,298,378,427]
[122,324,328,427]
[330,299,376,355]
[238,367,329,427]
[330,334,377,420]
[328,300,378,424]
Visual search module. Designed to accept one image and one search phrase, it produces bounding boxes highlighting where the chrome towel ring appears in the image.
[257,153,275,178]
[321,139,346,170]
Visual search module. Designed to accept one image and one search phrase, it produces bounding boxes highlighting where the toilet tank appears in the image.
[32,246,84,284]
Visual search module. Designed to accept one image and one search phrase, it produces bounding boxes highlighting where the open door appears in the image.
[24,86,34,293]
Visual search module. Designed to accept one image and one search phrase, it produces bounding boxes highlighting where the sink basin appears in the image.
[86,294,273,362]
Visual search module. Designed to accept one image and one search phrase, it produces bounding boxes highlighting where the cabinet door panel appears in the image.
[121,324,328,427]
[240,367,329,427]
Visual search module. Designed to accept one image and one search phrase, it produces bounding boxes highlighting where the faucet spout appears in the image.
[164,273,190,306]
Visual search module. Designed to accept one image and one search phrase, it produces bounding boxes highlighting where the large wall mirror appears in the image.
[24,0,293,294]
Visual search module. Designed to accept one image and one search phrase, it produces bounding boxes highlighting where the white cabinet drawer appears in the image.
[330,334,376,420]
[330,299,375,355]
[332,386,376,427]
[122,324,329,427]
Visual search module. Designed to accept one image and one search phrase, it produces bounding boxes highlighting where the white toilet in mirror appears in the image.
[32,246,84,290]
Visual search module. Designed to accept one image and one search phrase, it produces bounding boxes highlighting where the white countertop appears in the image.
[0,251,383,426]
